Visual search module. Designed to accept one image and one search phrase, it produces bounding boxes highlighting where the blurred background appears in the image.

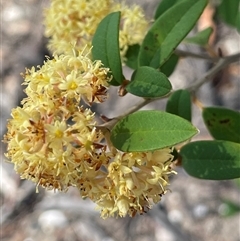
[1,0,240,241]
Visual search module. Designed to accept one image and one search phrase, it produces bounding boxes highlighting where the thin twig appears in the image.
[175,49,216,61]
[99,52,240,130]
[187,52,240,92]
[98,98,153,129]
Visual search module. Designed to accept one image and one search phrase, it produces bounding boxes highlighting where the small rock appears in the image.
[38,209,68,234]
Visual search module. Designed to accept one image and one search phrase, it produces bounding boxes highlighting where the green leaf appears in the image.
[160,53,179,77]
[181,140,240,180]
[236,12,240,32]
[184,27,213,46]
[216,0,240,31]
[125,44,140,69]
[219,199,240,217]
[166,89,192,122]
[126,67,172,98]
[92,12,123,86]
[202,107,240,143]
[110,110,198,152]
[139,0,207,68]
[154,0,179,19]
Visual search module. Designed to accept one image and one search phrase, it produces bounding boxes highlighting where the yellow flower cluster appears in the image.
[87,150,176,218]
[4,51,176,218]
[4,50,111,191]
[4,48,174,218]
[23,50,110,105]
[44,0,149,59]
[2,0,178,220]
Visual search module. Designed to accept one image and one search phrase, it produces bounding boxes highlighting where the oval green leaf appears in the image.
[154,0,179,20]
[216,0,240,31]
[110,110,198,152]
[236,12,240,32]
[181,140,240,180]
[184,27,213,46]
[125,44,140,69]
[159,53,179,77]
[92,12,123,86]
[166,89,192,122]
[138,0,207,68]
[126,66,172,98]
[202,107,240,143]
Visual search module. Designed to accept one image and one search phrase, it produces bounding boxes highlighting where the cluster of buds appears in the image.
[4,0,176,218]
